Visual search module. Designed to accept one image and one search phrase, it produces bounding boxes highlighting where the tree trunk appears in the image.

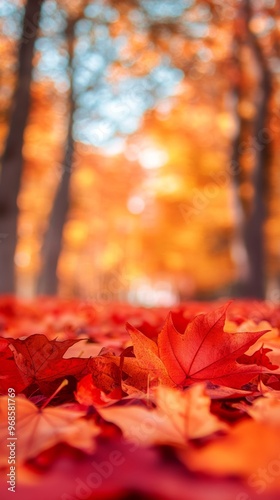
[37,18,75,295]
[0,0,44,294]
[243,0,272,299]
[230,0,271,299]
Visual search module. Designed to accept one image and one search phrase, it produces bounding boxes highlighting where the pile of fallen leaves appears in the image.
[1,297,280,499]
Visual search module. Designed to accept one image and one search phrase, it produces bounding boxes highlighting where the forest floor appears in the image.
[1,296,280,500]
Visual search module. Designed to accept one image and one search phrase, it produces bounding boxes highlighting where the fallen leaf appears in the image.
[158,303,270,388]
[7,335,90,392]
[236,394,280,427]
[126,323,172,385]
[0,396,99,465]
[99,384,227,446]
[237,346,278,370]
[75,372,122,407]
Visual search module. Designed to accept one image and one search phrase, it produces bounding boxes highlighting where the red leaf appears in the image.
[237,346,279,370]
[126,323,172,385]
[0,339,26,394]
[6,335,90,392]
[157,303,270,388]
[75,373,122,407]
[0,396,99,465]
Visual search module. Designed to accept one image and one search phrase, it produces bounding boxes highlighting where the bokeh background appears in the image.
[0,0,280,305]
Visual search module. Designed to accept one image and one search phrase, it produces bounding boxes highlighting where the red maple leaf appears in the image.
[157,303,270,388]
[127,303,271,389]
[6,334,90,393]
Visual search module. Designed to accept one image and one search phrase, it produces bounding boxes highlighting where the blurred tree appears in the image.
[0,0,44,293]
[230,0,272,298]
[37,10,78,295]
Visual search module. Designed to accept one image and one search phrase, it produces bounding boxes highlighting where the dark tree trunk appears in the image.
[244,0,272,299]
[37,18,75,295]
[230,0,272,299]
[0,0,44,294]
[246,0,272,299]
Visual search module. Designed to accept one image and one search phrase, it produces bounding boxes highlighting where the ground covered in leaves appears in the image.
[1,297,280,499]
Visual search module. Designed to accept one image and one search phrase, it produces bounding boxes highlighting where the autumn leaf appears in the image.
[121,356,156,394]
[99,384,227,447]
[126,323,172,386]
[236,393,280,427]
[158,303,270,388]
[75,372,122,407]
[0,396,100,465]
[89,356,122,392]
[6,334,90,392]
[154,384,228,440]
[237,346,279,370]
[75,373,106,406]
